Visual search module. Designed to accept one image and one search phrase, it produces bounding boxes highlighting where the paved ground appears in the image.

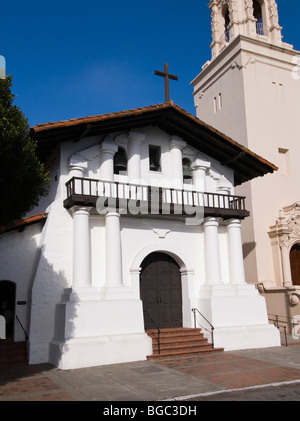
[0,344,300,403]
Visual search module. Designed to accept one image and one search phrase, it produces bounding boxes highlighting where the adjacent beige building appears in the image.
[191,0,300,330]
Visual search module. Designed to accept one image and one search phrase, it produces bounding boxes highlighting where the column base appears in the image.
[49,292,152,369]
[49,333,152,370]
[197,284,281,351]
[61,287,102,302]
[212,324,281,351]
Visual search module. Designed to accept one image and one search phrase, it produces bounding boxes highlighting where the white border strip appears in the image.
[165,379,300,401]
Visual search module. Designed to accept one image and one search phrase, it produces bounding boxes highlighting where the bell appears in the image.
[114,150,127,174]
[114,162,127,173]
[183,163,192,180]
[150,160,158,171]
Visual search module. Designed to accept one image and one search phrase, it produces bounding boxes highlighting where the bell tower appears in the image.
[210,0,284,59]
[191,1,300,309]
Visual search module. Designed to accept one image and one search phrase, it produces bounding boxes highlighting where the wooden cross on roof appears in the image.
[155,63,178,102]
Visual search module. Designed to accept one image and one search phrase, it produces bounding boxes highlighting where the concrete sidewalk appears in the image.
[0,345,300,402]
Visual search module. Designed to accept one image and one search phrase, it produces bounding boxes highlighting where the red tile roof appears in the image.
[30,102,277,186]
[0,213,48,234]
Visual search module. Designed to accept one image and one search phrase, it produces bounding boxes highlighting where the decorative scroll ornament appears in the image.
[287,203,300,238]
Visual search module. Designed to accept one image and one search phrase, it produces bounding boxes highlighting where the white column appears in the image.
[217,176,232,196]
[169,136,186,189]
[69,155,88,178]
[72,206,91,289]
[127,130,145,183]
[192,160,211,192]
[105,212,123,286]
[99,135,118,181]
[227,219,246,285]
[69,155,88,195]
[204,217,223,285]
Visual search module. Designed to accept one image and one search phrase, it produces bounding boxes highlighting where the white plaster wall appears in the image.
[28,144,74,364]
[25,123,237,365]
[0,223,44,341]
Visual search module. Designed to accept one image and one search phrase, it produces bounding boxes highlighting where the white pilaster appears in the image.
[99,135,118,181]
[227,219,246,285]
[280,245,293,287]
[72,206,92,289]
[127,130,146,183]
[204,217,223,285]
[169,136,187,189]
[105,212,123,286]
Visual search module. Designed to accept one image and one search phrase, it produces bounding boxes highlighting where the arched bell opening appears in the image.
[114,147,128,175]
[253,0,265,35]
[182,158,193,184]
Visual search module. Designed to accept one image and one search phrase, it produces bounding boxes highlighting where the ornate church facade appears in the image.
[2,0,298,370]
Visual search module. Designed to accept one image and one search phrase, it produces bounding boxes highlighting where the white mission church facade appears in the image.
[0,103,280,369]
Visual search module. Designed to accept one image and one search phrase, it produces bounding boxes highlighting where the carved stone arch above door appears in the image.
[269,203,300,304]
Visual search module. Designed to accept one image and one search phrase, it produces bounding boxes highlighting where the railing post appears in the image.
[191,308,215,349]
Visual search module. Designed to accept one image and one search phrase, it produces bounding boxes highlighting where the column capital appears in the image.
[105,211,120,220]
[69,154,88,176]
[225,218,242,227]
[169,136,186,150]
[204,217,220,227]
[100,135,118,155]
[192,159,211,172]
[71,206,92,216]
[217,176,232,195]
[128,130,146,144]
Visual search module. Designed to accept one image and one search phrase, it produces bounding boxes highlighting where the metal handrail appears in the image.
[192,308,214,349]
[267,313,300,347]
[16,315,28,340]
[143,311,161,355]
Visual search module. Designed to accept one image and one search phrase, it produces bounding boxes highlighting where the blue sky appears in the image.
[1,0,300,127]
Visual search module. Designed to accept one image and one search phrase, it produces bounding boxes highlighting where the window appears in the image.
[114,147,127,175]
[290,244,300,286]
[214,93,222,113]
[218,93,222,110]
[253,0,264,35]
[182,158,192,184]
[224,7,230,42]
[278,148,289,176]
[149,145,161,172]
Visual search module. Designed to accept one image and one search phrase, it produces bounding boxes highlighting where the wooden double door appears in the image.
[140,252,182,330]
[290,244,300,286]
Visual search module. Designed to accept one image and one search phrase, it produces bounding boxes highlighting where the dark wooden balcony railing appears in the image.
[64,177,249,219]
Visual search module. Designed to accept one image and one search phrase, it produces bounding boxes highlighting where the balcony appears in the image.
[64,177,250,220]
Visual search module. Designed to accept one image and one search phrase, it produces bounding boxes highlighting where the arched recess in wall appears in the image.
[290,244,300,286]
[0,280,16,337]
[182,158,192,184]
[253,0,265,35]
[222,4,230,42]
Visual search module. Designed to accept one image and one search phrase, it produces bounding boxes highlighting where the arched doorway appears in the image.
[140,252,182,330]
[290,244,300,286]
[0,281,16,337]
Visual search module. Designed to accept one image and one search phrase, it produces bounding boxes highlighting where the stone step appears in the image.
[146,327,223,360]
[0,339,28,366]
